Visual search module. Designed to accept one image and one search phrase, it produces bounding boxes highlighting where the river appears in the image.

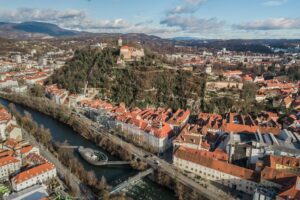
[0,98,176,200]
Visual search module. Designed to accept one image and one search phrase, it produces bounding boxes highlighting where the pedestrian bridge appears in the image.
[110,168,154,194]
[93,161,131,166]
[61,145,78,149]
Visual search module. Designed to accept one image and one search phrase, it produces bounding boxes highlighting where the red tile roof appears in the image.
[261,166,295,183]
[174,147,257,181]
[4,138,23,149]
[20,145,33,154]
[12,162,55,184]
[277,176,300,200]
[0,149,14,157]
[224,70,243,77]
[0,155,19,167]
[267,155,300,169]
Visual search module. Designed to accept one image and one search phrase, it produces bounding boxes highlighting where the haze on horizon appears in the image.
[0,0,299,39]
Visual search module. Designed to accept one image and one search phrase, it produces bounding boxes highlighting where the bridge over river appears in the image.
[110,168,154,195]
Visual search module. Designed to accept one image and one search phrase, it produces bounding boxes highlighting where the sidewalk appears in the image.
[22,130,97,200]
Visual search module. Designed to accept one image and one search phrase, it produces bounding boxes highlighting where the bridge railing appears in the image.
[110,168,153,194]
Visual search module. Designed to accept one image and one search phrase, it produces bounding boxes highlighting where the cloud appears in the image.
[161,0,221,34]
[168,0,206,14]
[0,8,86,23]
[263,0,288,6]
[161,15,224,33]
[184,0,207,5]
[0,7,132,31]
[65,18,130,30]
[0,7,180,36]
[235,18,300,30]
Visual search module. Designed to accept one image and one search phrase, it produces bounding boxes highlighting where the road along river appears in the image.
[0,98,176,200]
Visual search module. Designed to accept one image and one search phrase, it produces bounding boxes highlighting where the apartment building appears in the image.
[11,162,56,191]
[0,155,21,179]
[173,146,259,194]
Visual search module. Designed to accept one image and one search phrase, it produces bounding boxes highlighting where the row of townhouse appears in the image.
[0,142,40,181]
[0,141,56,191]
[255,78,299,109]
[78,99,190,152]
[0,67,53,91]
[174,146,300,199]
[172,111,300,199]
[112,107,190,152]
[11,161,56,191]
[0,156,21,179]
[0,107,57,193]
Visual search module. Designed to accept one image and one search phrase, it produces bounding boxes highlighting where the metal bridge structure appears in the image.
[110,168,154,195]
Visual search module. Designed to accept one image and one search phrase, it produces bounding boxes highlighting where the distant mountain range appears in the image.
[0,21,81,39]
[171,37,200,41]
[0,21,299,54]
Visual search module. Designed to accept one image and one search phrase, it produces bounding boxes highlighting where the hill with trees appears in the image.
[47,48,206,111]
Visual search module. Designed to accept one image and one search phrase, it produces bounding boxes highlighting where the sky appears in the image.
[0,0,299,39]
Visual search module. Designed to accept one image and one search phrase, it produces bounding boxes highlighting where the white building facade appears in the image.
[11,163,56,191]
[0,156,21,179]
[173,150,259,195]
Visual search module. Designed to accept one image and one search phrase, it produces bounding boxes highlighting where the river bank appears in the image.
[0,94,177,200]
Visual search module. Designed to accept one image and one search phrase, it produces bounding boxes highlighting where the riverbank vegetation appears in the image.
[2,93,152,194]
[154,170,208,200]
[6,103,116,197]
[54,145,111,196]
[1,93,214,200]
[1,93,148,169]
[8,104,52,148]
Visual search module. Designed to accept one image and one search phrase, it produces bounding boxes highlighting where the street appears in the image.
[77,110,233,200]
[22,130,97,200]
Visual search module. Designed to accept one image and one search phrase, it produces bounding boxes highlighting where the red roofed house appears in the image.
[277,176,300,200]
[45,84,69,105]
[167,109,190,133]
[25,72,49,85]
[16,145,40,158]
[173,146,259,194]
[173,124,211,151]
[223,70,243,79]
[115,107,189,152]
[265,155,300,174]
[11,162,56,191]
[0,155,21,179]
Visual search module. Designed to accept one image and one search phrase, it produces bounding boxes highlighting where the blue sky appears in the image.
[0,0,299,39]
